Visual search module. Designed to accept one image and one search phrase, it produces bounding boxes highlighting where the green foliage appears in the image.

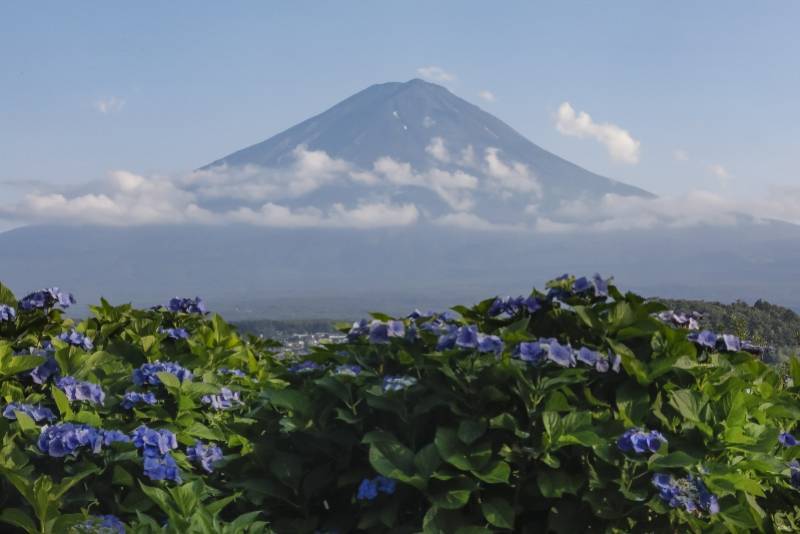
[1,277,800,532]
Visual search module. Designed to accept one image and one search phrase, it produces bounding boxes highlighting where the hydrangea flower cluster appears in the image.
[73,514,126,534]
[368,320,407,344]
[218,367,247,377]
[356,475,396,501]
[131,425,181,483]
[38,423,129,457]
[166,296,207,314]
[572,274,610,298]
[56,376,106,405]
[789,461,800,489]
[617,428,668,454]
[132,361,193,386]
[288,360,322,374]
[334,364,362,376]
[434,324,503,355]
[651,473,719,515]
[488,295,542,317]
[688,330,771,355]
[516,339,621,372]
[121,391,158,410]
[2,402,57,422]
[186,440,224,473]
[24,348,60,384]
[779,432,798,447]
[57,329,94,351]
[201,387,242,411]
[656,310,702,330]
[383,375,417,392]
[0,304,16,322]
[159,327,189,340]
[18,287,75,311]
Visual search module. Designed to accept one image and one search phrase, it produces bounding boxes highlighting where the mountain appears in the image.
[1,80,799,317]
[200,79,652,224]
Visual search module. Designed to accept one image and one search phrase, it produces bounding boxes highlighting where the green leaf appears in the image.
[481,498,514,529]
[0,508,37,534]
[648,452,698,469]
[414,444,442,479]
[428,477,474,510]
[471,460,510,484]
[0,282,17,307]
[607,339,649,385]
[157,371,181,391]
[457,419,486,445]
[13,411,38,434]
[51,385,73,418]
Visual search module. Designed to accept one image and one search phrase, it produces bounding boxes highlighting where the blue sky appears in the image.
[1,1,799,208]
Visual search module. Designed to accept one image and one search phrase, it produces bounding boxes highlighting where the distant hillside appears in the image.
[657,297,800,349]
[234,318,339,339]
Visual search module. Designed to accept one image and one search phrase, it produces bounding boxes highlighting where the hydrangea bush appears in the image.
[1,276,800,532]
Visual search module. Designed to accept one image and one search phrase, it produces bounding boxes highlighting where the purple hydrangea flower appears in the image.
[0,304,16,322]
[436,324,459,351]
[142,451,181,483]
[57,329,94,351]
[217,367,246,378]
[201,387,242,410]
[383,375,417,392]
[2,402,56,422]
[387,320,405,339]
[617,428,667,454]
[688,330,718,349]
[131,425,181,483]
[132,361,193,386]
[287,360,322,374]
[576,347,600,366]
[718,334,741,352]
[166,297,206,314]
[121,391,158,410]
[407,309,435,320]
[186,440,223,473]
[347,319,369,340]
[102,430,131,446]
[546,340,576,367]
[455,325,479,349]
[779,432,799,447]
[477,334,504,355]
[19,287,75,311]
[517,341,547,364]
[73,514,126,534]
[38,423,105,457]
[28,352,60,384]
[368,321,389,344]
[160,327,190,340]
[790,461,800,489]
[356,475,396,501]
[652,473,719,515]
[488,296,542,317]
[334,364,362,376]
[56,376,106,405]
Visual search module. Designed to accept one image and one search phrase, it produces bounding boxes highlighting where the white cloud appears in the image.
[708,163,729,178]
[422,116,436,128]
[229,201,419,228]
[372,157,478,211]
[483,148,542,196]
[425,137,450,163]
[94,97,125,114]
[478,90,496,103]
[416,66,455,83]
[673,149,689,162]
[555,102,640,164]
[434,212,524,232]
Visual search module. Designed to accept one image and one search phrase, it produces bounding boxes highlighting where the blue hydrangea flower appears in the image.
[2,402,56,422]
[28,352,60,384]
[652,473,719,515]
[201,387,242,410]
[131,425,178,456]
[166,297,206,314]
[56,376,106,405]
[186,440,223,473]
[688,330,718,349]
[383,375,417,392]
[387,320,405,339]
[719,334,741,352]
[142,451,181,483]
[455,325,479,349]
[57,329,94,351]
[287,360,322,374]
[38,423,105,457]
[617,428,667,454]
[576,347,600,366]
[407,309,435,320]
[435,324,459,351]
[656,310,702,330]
[347,319,369,340]
[572,276,593,294]
[488,296,542,317]
[547,340,576,367]
[132,361,193,386]
[477,334,504,355]
[160,327,190,340]
[517,341,547,364]
[789,461,800,489]
[356,475,397,501]
[73,514,126,533]
[334,364,362,376]
[19,287,75,311]
[368,321,389,344]
[0,304,16,322]
[217,367,246,377]
[102,430,131,446]
[592,274,610,298]
[121,391,158,410]
[779,432,799,447]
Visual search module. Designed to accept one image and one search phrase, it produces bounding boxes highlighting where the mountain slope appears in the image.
[201,79,652,222]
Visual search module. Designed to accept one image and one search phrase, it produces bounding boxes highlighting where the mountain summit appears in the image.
[201,79,652,224]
